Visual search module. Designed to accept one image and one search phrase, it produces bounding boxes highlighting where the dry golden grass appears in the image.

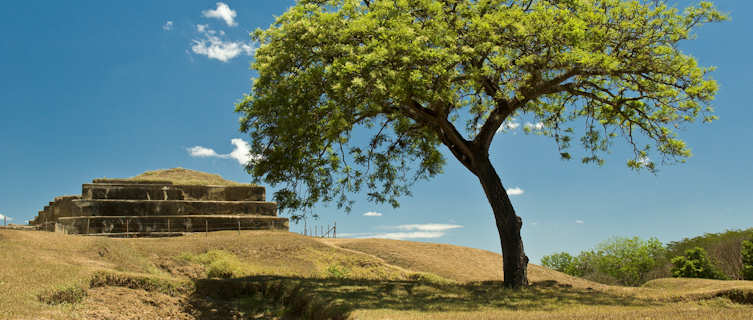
[126,167,253,186]
[325,238,604,288]
[352,301,753,320]
[0,230,409,319]
[2,229,753,319]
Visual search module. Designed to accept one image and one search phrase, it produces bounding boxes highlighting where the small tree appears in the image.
[666,229,753,279]
[546,238,668,285]
[742,240,753,281]
[541,252,576,274]
[237,0,725,288]
[592,237,666,286]
[671,247,727,280]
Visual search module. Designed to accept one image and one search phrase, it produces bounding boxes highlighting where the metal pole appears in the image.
[3,214,6,226]
[86,218,90,234]
[334,222,336,238]
[237,218,241,235]
[167,219,171,233]
[205,219,208,237]
[126,219,129,238]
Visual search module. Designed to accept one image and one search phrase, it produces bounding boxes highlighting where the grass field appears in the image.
[1,229,752,319]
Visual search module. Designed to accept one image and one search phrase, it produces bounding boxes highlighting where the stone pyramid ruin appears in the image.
[30,168,289,236]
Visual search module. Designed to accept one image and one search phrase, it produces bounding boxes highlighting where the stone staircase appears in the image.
[31,179,288,236]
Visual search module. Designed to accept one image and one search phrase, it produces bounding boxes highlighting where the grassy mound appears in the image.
[2,229,753,319]
[325,238,603,289]
[126,167,252,186]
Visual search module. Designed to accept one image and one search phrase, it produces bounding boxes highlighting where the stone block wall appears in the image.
[30,178,288,236]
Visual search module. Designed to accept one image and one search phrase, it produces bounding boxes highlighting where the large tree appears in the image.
[236,0,725,288]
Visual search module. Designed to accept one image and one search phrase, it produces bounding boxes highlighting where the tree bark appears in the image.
[474,156,529,288]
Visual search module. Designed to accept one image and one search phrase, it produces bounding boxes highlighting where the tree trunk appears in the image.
[474,156,529,288]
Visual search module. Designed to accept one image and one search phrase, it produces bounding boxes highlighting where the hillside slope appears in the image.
[2,229,753,319]
[324,238,601,288]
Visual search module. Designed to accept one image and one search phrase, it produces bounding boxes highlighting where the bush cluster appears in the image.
[742,240,753,281]
[542,237,666,286]
[180,250,246,279]
[542,232,753,286]
[670,247,727,280]
[666,229,753,279]
[37,285,87,305]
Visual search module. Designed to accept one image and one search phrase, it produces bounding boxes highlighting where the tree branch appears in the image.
[472,73,515,154]
[402,99,476,171]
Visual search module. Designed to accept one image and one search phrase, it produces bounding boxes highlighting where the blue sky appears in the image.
[1,1,751,264]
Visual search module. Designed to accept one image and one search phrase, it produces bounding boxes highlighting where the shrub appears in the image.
[592,237,667,286]
[671,247,728,280]
[326,264,350,279]
[742,240,753,280]
[667,228,753,279]
[38,285,87,305]
[408,272,455,285]
[544,237,668,286]
[181,250,246,279]
[89,271,192,296]
[541,252,576,274]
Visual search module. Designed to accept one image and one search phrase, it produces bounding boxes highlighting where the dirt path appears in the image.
[316,238,417,275]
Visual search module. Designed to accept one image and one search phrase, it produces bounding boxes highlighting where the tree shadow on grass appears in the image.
[187,276,658,319]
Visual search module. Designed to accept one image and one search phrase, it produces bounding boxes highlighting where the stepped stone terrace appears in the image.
[30,172,288,236]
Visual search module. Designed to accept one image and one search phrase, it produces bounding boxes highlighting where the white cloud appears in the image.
[500,119,520,132]
[162,21,174,31]
[191,25,255,62]
[394,224,463,232]
[340,223,463,240]
[187,139,260,165]
[507,187,524,196]
[191,33,255,62]
[0,214,12,222]
[524,122,545,131]
[228,138,259,165]
[363,211,383,217]
[576,220,585,224]
[371,232,446,240]
[188,146,221,157]
[492,118,521,134]
[202,2,237,27]
[339,231,447,240]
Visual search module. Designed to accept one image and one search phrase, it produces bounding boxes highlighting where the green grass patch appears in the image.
[408,272,456,285]
[180,249,247,278]
[326,264,351,279]
[89,271,192,296]
[37,284,87,305]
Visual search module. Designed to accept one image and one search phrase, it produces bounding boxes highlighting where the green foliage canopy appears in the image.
[236,0,725,217]
[541,237,666,286]
[540,252,576,274]
[742,240,753,281]
[592,237,666,286]
[666,228,753,279]
[671,247,728,280]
